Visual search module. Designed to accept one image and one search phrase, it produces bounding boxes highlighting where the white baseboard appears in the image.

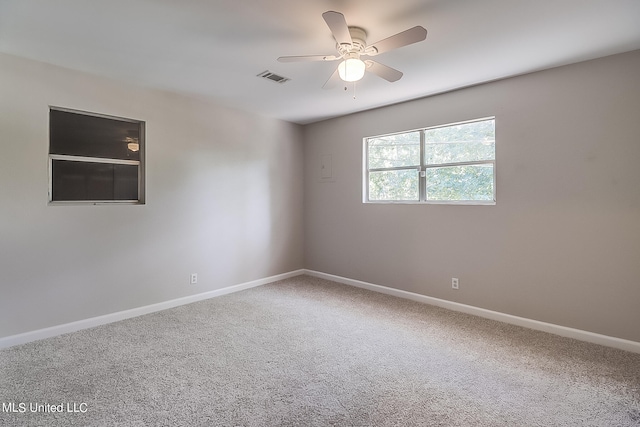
[0,269,305,349]
[305,269,640,354]
[5,269,638,354]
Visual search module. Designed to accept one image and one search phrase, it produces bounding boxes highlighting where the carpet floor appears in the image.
[1,275,639,426]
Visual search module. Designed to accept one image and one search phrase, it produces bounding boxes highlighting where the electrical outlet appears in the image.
[190,273,198,284]
[452,278,459,290]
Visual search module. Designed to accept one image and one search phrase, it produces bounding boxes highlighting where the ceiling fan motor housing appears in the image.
[337,27,370,57]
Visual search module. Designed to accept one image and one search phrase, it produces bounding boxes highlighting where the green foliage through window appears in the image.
[365,118,495,203]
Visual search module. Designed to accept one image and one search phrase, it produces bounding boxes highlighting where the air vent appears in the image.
[257,70,290,84]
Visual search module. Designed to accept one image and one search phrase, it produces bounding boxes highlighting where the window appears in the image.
[364,117,495,204]
[49,107,145,204]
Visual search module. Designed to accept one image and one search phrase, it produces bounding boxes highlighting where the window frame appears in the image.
[363,117,496,205]
[48,106,145,205]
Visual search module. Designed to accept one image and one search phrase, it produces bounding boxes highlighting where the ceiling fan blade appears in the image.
[322,67,341,89]
[278,54,339,62]
[322,11,352,46]
[365,60,403,82]
[366,26,427,56]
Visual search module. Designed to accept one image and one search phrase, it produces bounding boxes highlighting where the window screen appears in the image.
[49,108,144,204]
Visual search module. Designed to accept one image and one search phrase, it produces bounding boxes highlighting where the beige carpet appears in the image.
[1,275,639,426]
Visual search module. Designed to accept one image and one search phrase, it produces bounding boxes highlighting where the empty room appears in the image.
[1,1,639,425]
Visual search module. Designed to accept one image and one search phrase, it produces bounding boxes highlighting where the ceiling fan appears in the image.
[277,11,427,89]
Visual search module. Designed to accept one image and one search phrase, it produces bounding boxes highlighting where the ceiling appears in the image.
[1,0,639,125]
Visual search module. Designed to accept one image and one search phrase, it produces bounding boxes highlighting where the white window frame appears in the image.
[48,107,145,205]
[363,117,496,205]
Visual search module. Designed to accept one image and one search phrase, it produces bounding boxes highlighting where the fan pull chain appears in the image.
[343,83,357,100]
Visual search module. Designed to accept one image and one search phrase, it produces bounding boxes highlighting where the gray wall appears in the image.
[0,53,304,338]
[2,49,639,344]
[303,50,640,342]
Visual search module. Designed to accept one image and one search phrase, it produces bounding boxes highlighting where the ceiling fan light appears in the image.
[338,58,366,82]
[126,137,139,152]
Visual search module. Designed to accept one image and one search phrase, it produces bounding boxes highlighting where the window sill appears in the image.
[363,200,496,206]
